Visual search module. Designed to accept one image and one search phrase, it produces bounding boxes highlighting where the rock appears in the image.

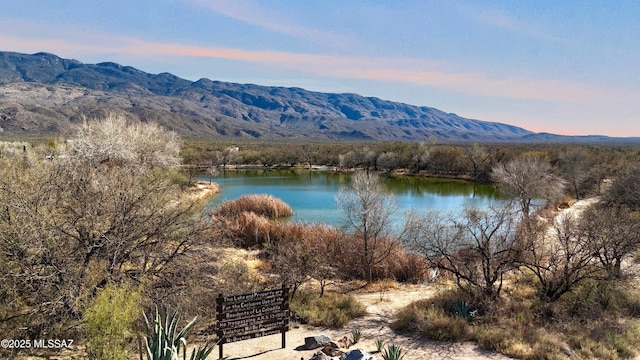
[559,343,575,357]
[337,336,354,349]
[310,351,331,360]
[304,334,332,350]
[341,349,377,360]
[322,341,346,357]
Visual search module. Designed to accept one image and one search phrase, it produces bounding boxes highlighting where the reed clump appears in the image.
[215,194,293,219]
[235,211,287,247]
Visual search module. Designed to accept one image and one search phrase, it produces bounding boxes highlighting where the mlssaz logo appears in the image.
[34,339,74,349]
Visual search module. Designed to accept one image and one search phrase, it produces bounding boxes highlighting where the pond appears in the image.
[200,170,503,227]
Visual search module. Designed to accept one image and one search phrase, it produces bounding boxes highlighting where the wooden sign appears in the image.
[215,287,289,359]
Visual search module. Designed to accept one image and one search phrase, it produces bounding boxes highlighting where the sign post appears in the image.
[215,287,289,359]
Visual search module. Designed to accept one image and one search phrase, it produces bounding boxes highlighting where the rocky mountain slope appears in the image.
[0,51,630,142]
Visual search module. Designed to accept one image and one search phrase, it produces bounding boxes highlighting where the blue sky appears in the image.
[1,0,639,137]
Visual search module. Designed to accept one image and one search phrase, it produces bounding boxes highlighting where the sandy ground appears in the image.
[10,284,514,360]
[216,284,512,360]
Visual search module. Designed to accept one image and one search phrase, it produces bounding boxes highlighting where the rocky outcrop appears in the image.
[303,334,332,350]
[302,334,377,360]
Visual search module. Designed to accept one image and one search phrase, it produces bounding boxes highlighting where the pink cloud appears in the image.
[142,42,608,104]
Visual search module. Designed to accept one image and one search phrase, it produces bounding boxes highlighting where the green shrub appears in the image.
[474,325,511,353]
[290,291,366,328]
[392,299,471,342]
[83,283,141,360]
[562,280,623,319]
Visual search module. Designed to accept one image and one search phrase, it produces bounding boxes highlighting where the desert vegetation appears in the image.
[394,155,640,358]
[2,115,640,359]
[0,115,219,358]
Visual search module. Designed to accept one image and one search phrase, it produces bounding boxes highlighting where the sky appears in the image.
[1,0,639,137]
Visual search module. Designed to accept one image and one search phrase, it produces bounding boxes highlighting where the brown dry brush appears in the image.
[215,194,293,219]
[264,222,346,296]
[212,211,288,247]
[215,210,432,286]
[381,246,431,283]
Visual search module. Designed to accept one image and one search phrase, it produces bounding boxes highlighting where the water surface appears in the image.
[201,170,501,227]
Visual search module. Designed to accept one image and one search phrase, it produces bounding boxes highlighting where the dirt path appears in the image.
[218,284,513,360]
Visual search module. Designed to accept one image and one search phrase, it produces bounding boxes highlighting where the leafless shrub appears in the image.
[521,214,602,302]
[337,170,399,282]
[405,204,524,300]
[266,223,344,297]
[491,156,566,220]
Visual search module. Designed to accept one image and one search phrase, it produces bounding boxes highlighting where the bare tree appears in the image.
[491,157,566,221]
[265,223,341,297]
[376,151,398,172]
[339,148,377,170]
[556,148,589,200]
[604,165,640,209]
[521,214,601,302]
[266,228,317,298]
[219,146,240,169]
[580,206,640,279]
[463,143,492,182]
[336,170,398,282]
[405,204,523,300]
[207,165,220,184]
[412,136,437,172]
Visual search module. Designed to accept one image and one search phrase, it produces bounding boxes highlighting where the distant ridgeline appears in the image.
[0,51,636,143]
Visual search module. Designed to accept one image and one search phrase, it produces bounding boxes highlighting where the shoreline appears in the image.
[198,164,483,184]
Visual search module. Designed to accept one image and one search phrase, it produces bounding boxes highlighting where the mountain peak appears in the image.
[0,50,631,143]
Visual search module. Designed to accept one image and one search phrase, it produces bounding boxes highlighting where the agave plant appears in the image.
[452,300,476,322]
[374,339,385,353]
[351,328,362,344]
[139,306,218,360]
[382,344,405,360]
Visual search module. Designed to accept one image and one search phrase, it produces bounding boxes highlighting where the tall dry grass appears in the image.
[331,235,431,283]
[236,211,284,247]
[215,194,293,219]
[393,279,640,359]
[290,290,367,328]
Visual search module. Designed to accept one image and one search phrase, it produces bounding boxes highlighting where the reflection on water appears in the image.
[200,170,503,227]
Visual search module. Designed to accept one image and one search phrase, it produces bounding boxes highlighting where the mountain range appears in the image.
[0,51,633,143]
